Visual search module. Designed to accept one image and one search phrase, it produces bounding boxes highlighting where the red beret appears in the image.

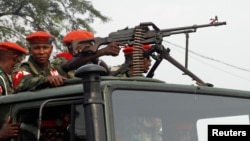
[123,44,151,55]
[0,41,27,54]
[63,30,94,44]
[41,119,68,129]
[26,31,54,44]
[56,52,73,60]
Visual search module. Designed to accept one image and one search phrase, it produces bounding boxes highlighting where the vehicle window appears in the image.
[17,103,86,141]
[112,90,250,141]
[17,105,71,141]
[74,104,86,140]
[18,108,39,141]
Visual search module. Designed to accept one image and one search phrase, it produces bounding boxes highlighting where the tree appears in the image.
[0,0,110,51]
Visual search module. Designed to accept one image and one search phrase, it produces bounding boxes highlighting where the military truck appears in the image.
[1,20,250,141]
[1,64,250,141]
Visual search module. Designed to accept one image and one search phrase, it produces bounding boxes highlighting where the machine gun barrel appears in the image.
[143,21,226,43]
[160,21,226,33]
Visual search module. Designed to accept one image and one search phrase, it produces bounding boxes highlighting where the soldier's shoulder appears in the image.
[12,62,31,72]
[17,62,30,68]
[109,65,121,72]
[52,56,67,66]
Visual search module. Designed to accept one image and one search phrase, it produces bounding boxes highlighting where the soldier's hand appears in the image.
[45,75,67,87]
[0,116,20,140]
[74,41,95,55]
[100,42,121,56]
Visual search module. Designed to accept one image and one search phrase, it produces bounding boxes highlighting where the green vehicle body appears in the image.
[1,64,250,141]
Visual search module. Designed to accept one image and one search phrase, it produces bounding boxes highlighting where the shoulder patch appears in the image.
[12,70,31,90]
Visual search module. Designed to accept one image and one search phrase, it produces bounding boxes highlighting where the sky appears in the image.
[90,0,250,91]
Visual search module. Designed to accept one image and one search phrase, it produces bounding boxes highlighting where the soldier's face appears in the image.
[29,44,53,65]
[41,128,66,141]
[2,50,25,74]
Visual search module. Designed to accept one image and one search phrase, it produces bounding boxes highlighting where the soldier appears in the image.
[0,41,26,140]
[0,41,27,95]
[110,44,152,77]
[54,29,121,74]
[40,118,69,141]
[12,31,69,92]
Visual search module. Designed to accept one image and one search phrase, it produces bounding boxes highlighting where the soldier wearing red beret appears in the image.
[53,29,121,74]
[40,118,69,141]
[0,41,26,140]
[12,31,70,92]
[0,41,27,95]
[110,44,152,77]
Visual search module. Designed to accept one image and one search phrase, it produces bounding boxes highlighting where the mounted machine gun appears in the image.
[72,18,226,86]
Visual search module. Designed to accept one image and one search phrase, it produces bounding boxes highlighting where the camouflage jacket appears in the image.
[52,56,75,78]
[0,67,14,95]
[12,56,69,92]
[110,65,133,77]
[110,64,145,78]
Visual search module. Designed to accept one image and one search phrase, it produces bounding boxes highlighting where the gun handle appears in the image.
[94,37,110,50]
[72,37,110,57]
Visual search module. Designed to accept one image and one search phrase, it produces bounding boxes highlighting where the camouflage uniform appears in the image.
[12,56,69,92]
[110,65,130,77]
[111,44,151,78]
[110,64,144,78]
[0,67,14,95]
[52,56,75,78]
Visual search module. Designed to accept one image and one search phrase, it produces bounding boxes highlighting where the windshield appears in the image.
[112,90,250,141]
